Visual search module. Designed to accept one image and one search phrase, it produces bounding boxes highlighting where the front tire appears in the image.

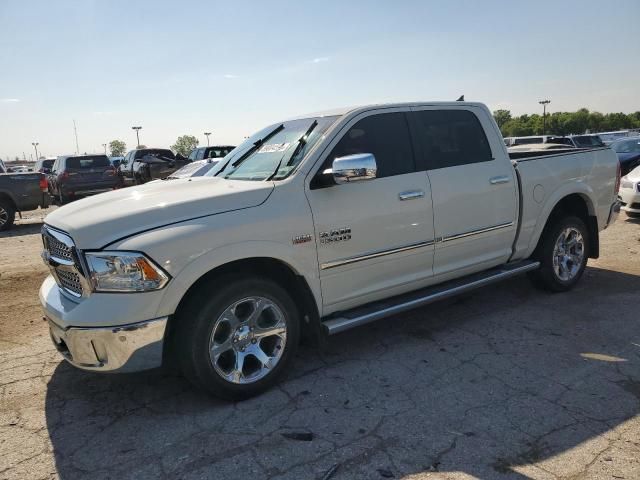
[175,276,301,400]
[0,199,15,231]
[528,215,589,292]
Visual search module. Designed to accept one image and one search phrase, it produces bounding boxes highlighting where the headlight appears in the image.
[84,251,169,292]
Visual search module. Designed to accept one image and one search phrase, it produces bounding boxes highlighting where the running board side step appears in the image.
[322,260,540,335]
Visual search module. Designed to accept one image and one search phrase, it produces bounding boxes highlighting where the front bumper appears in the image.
[47,316,168,372]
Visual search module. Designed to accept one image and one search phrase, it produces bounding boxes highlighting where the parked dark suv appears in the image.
[48,154,118,203]
[118,148,183,186]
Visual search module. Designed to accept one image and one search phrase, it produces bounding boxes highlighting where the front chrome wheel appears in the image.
[209,296,287,384]
[552,227,585,281]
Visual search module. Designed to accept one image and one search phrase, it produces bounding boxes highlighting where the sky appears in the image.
[1,0,639,161]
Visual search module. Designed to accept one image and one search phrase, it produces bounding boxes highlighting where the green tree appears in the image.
[171,135,199,157]
[108,140,126,157]
[492,109,512,130]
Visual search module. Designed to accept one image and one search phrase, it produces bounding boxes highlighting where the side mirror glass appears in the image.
[332,153,377,185]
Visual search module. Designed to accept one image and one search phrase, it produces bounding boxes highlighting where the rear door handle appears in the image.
[490,175,511,185]
[399,190,425,201]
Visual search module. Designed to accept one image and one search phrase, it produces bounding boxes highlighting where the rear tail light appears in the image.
[106,166,116,176]
[614,161,621,195]
[39,175,48,192]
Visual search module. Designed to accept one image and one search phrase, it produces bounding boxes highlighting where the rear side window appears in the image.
[412,110,492,169]
[328,112,415,178]
[66,156,110,169]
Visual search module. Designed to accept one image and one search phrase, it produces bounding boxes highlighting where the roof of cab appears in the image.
[289,101,489,120]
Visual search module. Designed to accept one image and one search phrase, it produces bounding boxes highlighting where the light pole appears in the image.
[204,132,212,146]
[539,99,551,135]
[102,143,107,154]
[31,142,39,160]
[132,126,142,147]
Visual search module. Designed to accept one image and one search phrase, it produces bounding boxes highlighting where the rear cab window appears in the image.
[66,156,110,170]
[411,109,493,170]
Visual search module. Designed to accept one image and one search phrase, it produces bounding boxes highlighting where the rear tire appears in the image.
[528,215,589,292]
[0,199,15,232]
[175,276,301,400]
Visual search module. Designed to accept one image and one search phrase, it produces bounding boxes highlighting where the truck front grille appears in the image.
[45,233,74,262]
[42,226,86,297]
[55,269,84,296]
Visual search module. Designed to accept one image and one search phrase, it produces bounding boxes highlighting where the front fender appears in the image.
[154,240,322,319]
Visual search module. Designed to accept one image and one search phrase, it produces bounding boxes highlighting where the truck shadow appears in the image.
[0,222,43,238]
[45,267,640,479]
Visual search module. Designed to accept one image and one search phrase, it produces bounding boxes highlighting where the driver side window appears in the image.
[325,112,415,178]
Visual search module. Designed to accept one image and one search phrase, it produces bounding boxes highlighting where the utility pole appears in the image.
[132,126,142,147]
[32,142,39,160]
[73,120,80,154]
[204,132,212,146]
[538,99,551,135]
[102,143,107,154]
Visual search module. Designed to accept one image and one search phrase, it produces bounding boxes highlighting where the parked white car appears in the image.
[619,165,640,216]
[40,101,620,399]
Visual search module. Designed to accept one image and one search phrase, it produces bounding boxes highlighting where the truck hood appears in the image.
[45,177,274,248]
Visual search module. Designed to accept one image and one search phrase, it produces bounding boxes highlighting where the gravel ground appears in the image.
[0,209,639,480]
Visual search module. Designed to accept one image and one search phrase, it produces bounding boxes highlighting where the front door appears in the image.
[306,109,435,314]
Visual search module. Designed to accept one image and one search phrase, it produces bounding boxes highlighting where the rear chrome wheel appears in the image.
[528,215,589,292]
[552,227,585,282]
[210,297,287,384]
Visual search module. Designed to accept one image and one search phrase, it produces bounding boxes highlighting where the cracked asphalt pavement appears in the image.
[1,210,639,479]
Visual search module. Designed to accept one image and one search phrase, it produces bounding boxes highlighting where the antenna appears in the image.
[73,119,80,154]
[456,95,465,102]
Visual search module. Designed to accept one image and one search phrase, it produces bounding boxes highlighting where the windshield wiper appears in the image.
[266,120,318,181]
[215,124,285,176]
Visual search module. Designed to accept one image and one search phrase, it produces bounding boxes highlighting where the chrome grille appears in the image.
[56,269,83,296]
[45,232,74,262]
[42,226,86,297]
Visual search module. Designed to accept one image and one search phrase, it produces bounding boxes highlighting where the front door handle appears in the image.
[399,190,425,201]
[489,175,511,185]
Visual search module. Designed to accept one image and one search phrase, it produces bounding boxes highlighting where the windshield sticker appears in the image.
[258,142,290,154]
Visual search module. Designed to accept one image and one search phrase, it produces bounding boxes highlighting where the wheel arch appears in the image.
[0,191,18,212]
[165,257,324,355]
[530,192,599,259]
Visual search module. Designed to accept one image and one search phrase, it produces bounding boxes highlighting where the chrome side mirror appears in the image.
[332,153,377,185]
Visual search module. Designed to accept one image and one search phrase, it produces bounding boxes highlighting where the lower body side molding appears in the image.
[322,260,540,335]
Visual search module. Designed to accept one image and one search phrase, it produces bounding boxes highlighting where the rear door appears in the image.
[410,106,518,278]
[306,109,435,313]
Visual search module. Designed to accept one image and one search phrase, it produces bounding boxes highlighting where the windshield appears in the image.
[209,116,339,181]
[613,138,640,153]
[573,135,604,148]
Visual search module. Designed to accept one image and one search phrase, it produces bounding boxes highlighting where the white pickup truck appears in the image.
[39,102,621,399]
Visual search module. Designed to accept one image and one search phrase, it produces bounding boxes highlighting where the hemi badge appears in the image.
[292,234,312,245]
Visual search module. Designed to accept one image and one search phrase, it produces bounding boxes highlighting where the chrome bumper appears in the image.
[48,317,168,372]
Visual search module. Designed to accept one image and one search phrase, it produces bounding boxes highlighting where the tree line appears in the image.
[493,108,640,137]
[108,135,200,157]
